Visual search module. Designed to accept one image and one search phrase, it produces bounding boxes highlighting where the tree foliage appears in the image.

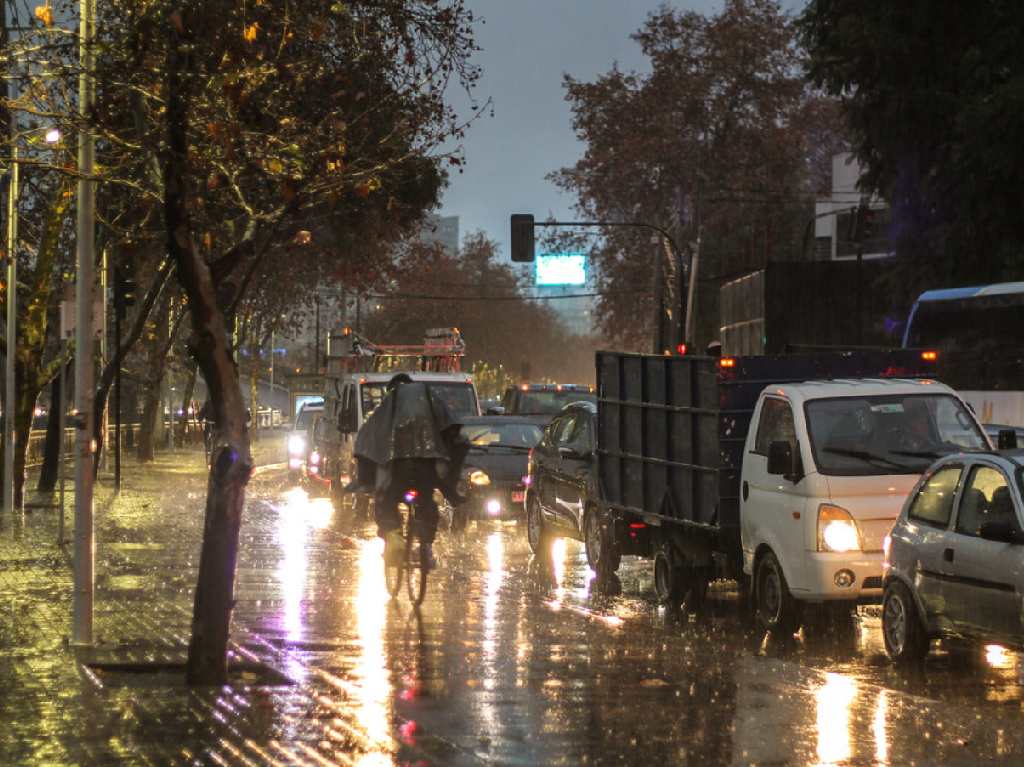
[551,0,845,350]
[799,0,1024,293]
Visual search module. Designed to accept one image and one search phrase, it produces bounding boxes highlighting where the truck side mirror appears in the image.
[998,429,1018,450]
[767,440,797,480]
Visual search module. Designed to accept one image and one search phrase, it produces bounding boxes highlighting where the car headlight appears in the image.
[309,450,320,466]
[469,470,491,487]
[287,435,306,455]
[818,504,862,553]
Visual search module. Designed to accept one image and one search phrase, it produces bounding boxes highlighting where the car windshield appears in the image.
[516,390,595,414]
[462,423,543,449]
[360,381,478,421]
[805,393,987,476]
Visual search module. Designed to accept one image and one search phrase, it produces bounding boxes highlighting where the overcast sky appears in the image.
[439,0,801,260]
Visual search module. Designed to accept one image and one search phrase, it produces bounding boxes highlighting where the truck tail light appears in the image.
[719,357,736,369]
[921,350,938,362]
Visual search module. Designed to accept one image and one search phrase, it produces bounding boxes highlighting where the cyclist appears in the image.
[348,373,467,566]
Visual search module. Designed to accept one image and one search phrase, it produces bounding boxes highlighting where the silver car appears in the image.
[882,451,1024,662]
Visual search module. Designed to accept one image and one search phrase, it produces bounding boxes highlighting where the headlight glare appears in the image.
[469,470,491,486]
[287,435,306,455]
[817,504,861,553]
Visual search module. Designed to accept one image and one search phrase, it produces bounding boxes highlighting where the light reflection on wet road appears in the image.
[247,479,1024,765]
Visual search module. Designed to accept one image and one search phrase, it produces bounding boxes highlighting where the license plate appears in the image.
[512,491,525,503]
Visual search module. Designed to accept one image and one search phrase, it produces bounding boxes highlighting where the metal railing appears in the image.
[25,423,142,468]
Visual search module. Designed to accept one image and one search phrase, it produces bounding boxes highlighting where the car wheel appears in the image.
[755,551,802,636]
[526,496,551,554]
[882,580,929,663]
[584,507,620,574]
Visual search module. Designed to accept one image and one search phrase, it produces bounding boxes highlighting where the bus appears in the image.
[903,282,1024,426]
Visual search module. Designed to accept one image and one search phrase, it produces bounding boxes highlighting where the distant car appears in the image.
[444,416,547,529]
[286,400,323,481]
[883,450,1024,662]
[501,383,595,419]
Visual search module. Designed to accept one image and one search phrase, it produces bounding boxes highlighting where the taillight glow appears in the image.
[921,350,938,362]
[719,357,736,369]
[676,343,687,355]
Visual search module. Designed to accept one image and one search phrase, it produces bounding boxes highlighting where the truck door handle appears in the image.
[742,481,749,501]
[943,548,954,563]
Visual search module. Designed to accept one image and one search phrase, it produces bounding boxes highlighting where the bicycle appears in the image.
[383,489,431,606]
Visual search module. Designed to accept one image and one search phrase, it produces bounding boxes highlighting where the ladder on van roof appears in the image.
[325,327,465,376]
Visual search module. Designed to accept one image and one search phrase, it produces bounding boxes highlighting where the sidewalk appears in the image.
[0,434,442,766]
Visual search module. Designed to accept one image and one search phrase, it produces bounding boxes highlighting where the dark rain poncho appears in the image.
[346,382,466,496]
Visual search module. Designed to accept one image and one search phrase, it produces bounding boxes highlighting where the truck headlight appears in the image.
[469,470,491,487]
[287,435,306,456]
[818,504,862,553]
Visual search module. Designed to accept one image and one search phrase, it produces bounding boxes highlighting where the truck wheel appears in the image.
[584,507,620,575]
[654,548,685,608]
[755,551,802,636]
[526,496,551,554]
[687,570,709,616]
[883,580,929,664]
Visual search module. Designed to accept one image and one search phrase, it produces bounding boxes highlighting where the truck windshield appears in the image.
[515,390,595,415]
[805,394,987,476]
[361,382,479,420]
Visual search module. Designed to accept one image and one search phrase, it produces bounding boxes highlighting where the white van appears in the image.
[740,378,989,631]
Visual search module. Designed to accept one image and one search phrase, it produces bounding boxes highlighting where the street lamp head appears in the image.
[44,128,61,144]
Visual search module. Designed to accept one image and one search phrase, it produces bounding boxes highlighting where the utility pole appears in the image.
[73,0,97,646]
[314,292,321,372]
[3,148,16,515]
[2,1,13,515]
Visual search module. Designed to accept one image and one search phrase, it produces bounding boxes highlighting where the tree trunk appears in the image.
[136,383,161,462]
[12,362,41,509]
[165,15,253,685]
[37,362,69,492]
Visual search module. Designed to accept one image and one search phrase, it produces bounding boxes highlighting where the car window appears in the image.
[754,397,795,455]
[573,415,594,450]
[554,414,579,447]
[955,465,1015,537]
[907,465,962,527]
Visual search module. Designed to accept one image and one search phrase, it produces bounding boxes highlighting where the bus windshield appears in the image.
[904,290,1024,351]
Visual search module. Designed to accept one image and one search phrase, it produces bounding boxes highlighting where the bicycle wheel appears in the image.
[384,530,406,599]
[406,510,429,606]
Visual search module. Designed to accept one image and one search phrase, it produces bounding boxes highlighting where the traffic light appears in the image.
[114,264,137,318]
[848,203,877,243]
[510,214,535,262]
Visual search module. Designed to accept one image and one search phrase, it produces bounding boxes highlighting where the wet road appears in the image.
[242,473,1024,766]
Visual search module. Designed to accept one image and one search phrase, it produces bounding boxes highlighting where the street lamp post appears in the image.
[3,147,17,515]
[73,0,97,646]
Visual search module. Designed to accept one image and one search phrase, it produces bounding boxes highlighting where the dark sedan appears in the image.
[445,416,547,530]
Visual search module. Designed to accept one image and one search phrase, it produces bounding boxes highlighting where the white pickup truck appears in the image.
[593,351,989,634]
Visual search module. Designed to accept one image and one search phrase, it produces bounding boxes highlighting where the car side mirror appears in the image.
[767,440,801,482]
[980,519,1021,544]
[998,429,1018,450]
